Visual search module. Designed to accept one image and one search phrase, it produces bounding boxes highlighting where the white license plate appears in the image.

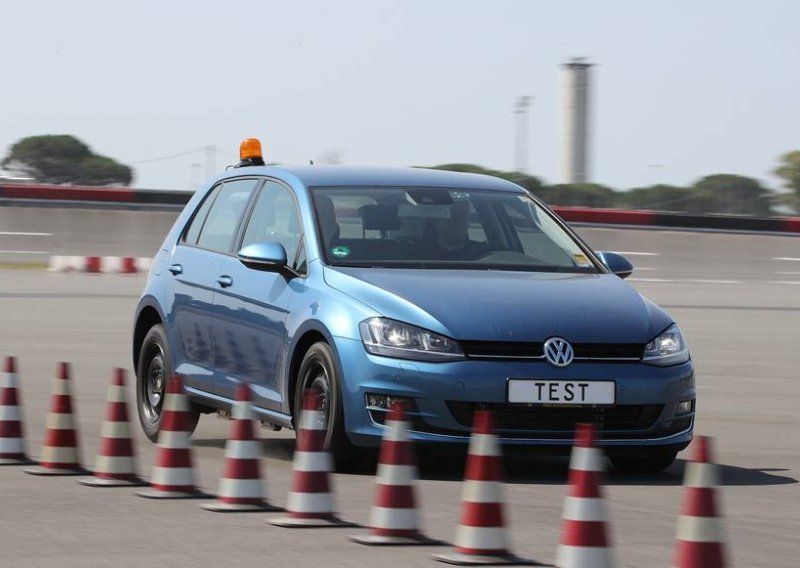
[507,380,615,405]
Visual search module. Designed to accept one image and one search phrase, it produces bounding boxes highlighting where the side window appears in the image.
[241,181,304,269]
[196,179,259,253]
[183,184,221,245]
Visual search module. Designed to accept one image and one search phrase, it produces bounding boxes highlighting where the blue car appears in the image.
[132,142,694,472]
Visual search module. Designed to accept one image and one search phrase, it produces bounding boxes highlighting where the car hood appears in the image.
[323,267,672,343]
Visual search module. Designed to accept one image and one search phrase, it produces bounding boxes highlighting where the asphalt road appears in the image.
[0,228,798,567]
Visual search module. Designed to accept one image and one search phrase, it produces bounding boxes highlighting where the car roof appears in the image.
[224,165,525,193]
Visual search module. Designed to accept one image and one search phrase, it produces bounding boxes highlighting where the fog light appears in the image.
[676,399,694,415]
[365,393,414,410]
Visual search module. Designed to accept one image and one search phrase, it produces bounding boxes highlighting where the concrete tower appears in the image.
[560,58,592,184]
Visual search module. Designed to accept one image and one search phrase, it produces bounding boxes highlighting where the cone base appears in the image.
[24,465,89,476]
[136,488,211,499]
[268,515,358,528]
[432,552,544,566]
[202,501,282,513]
[350,533,446,546]
[0,457,36,466]
[80,476,149,488]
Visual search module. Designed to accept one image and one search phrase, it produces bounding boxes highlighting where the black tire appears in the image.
[136,324,200,442]
[294,342,362,471]
[610,448,678,474]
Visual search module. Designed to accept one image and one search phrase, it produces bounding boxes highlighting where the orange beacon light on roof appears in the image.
[237,138,265,167]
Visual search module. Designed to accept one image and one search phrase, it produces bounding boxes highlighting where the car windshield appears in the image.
[311,186,599,272]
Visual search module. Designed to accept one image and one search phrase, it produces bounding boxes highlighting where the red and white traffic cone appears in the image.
[81,368,147,487]
[202,382,279,512]
[351,401,441,545]
[555,423,614,568]
[137,374,208,499]
[24,363,88,476]
[269,390,354,527]
[0,356,34,465]
[434,411,536,565]
[672,436,727,568]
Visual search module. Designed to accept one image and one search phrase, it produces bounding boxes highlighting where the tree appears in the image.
[692,174,772,216]
[773,151,800,211]
[539,183,617,208]
[1,135,133,186]
[617,184,694,211]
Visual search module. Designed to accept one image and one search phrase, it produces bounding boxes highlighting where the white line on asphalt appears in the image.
[773,257,800,262]
[684,279,741,284]
[0,250,50,254]
[628,278,675,283]
[0,231,53,237]
[775,271,800,275]
[767,281,800,285]
[634,267,658,271]
[611,251,660,256]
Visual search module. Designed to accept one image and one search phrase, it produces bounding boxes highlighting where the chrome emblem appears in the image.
[544,337,574,367]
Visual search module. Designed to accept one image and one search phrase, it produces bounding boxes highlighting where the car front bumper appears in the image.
[333,337,695,450]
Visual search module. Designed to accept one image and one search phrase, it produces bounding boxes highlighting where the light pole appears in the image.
[514,96,533,173]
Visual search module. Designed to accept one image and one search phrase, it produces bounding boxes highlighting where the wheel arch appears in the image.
[286,323,345,423]
[132,302,165,374]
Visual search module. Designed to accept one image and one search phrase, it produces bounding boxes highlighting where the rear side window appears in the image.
[195,179,259,253]
[184,185,221,245]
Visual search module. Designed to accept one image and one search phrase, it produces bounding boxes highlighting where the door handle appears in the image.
[216,275,233,288]
[168,263,183,275]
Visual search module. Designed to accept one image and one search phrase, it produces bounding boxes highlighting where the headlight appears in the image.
[642,324,690,366]
[359,318,464,362]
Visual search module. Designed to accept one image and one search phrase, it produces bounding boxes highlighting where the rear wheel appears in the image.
[136,324,200,442]
[610,448,678,474]
[294,342,361,471]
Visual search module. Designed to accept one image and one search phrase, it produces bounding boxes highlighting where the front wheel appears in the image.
[136,324,200,442]
[294,342,361,471]
[609,448,678,474]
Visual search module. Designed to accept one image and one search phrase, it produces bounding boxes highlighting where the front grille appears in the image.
[446,401,663,435]
[460,341,643,361]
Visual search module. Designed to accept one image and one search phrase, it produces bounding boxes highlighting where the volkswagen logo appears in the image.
[543,337,574,367]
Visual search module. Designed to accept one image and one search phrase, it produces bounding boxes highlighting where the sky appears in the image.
[1,0,799,191]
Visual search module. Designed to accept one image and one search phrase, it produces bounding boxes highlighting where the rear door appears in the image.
[212,179,306,413]
[164,178,260,395]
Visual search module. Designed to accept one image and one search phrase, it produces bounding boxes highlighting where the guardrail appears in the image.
[1,183,799,234]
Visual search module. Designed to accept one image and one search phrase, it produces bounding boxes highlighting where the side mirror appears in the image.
[597,251,633,279]
[238,242,288,272]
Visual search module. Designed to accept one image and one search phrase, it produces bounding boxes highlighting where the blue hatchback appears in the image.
[133,148,695,472]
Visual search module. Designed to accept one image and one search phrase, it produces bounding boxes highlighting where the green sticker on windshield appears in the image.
[331,246,351,259]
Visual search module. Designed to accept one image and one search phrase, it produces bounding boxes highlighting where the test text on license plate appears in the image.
[507,379,615,404]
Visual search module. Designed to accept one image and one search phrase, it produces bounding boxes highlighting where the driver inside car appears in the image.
[428,200,489,260]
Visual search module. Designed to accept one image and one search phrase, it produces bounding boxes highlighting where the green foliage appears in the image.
[692,174,772,216]
[540,183,617,207]
[773,151,800,212]
[1,135,133,186]
[429,163,779,216]
[616,185,693,211]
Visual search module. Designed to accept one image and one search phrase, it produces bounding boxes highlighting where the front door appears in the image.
[212,180,306,413]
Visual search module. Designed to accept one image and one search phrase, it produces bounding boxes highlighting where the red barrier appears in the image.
[783,217,800,233]
[553,206,657,226]
[0,183,134,202]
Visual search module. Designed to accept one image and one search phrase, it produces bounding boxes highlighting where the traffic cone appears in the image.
[137,374,208,499]
[24,363,88,476]
[351,401,441,545]
[268,390,355,527]
[555,423,614,568]
[0,356,35,465]
[434,410,537,565]
[80,368,147,487]
[672,436,727,568]
[202,382,280,512]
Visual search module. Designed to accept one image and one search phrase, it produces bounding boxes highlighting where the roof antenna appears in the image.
[309,159,314,165]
